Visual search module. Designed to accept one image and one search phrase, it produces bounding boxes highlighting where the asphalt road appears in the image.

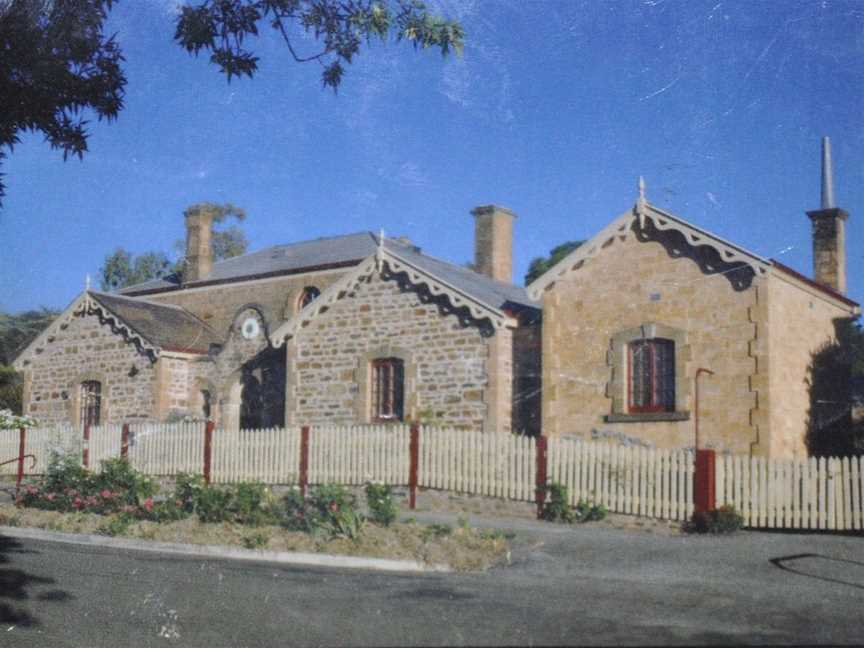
[1,523,862,647]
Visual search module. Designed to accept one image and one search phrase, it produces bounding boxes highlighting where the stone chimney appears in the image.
[471,205,516,283]
[184,204,216,283]
[806,137,849,294]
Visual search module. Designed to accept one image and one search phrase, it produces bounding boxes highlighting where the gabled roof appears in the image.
[120,231,384,295]
[527,200,774,300]
[270,237,538,344]
[13,291,220,368]
[87,292,221,354]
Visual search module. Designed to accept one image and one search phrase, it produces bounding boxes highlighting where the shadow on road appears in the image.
[770,553,864,591]
[0,533,70,626]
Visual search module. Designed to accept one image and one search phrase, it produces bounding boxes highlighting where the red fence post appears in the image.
[299,426,310,498]
[203,421,214,485]
[120,423,130,459]
[82,424,91,468]
[535,435,548,519]
[16,427,26,495]
[694,449,716,514]
[409,424,420,510]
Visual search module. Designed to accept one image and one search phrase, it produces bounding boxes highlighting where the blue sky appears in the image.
[1,0,862,312]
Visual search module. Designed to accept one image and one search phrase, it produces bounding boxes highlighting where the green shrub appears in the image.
[279,487,308,531]
[684,505,744,534]
[541,483,576,523]
[241,531,270,549]
[195,485,234,523]
[574,499,607,523]
[230,481,277,526]
[43,451,89,495]
[173,473,206,513]
[93,457,156,507]
[364,482,398,527]
[422,523,453,541]
[308,484,364,540]
[98,512,135,537]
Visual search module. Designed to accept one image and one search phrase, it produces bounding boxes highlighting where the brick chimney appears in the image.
[184,204,216,283]
[471,205,516,283]
[806,137,849,294]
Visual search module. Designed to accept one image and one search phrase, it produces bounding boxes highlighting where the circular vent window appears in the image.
[241,317,260,340]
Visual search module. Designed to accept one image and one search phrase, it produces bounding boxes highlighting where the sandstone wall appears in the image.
[141,269,348,339]
[764,270,855,458]
[288,271,497,430]
[542,224,760,454]
[22,312,157,426]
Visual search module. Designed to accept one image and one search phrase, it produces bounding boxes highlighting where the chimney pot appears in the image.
[807,137,849,294]
[471,204,516,283]
[184,204,216,283]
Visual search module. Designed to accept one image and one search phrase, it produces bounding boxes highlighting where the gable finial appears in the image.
[821,136,836,209]
[636,176,648,229]
[376,229,385,270]
[85,274,91,291]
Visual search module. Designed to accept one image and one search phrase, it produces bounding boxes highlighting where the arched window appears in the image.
[80,380,102,428]
[371,358,404,422]
[297,286,320,310]
[628,338,675,413]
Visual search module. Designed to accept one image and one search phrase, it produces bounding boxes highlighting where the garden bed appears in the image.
[1,454,511,571]
[0,504,510,571]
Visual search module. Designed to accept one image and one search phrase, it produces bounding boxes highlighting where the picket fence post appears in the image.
[299,425,310,497]
[535,435,548,518]
[203,421,214,484]
[82,424,90,468]
[16,427,26,494]
[693,449,716,514]
[409,423,419,509]
[120,423,130,459]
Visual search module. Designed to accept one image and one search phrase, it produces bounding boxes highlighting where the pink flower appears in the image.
[73,497,83,510]
[100,489,112,499]
[329,501,339,513]
[143,498,154,512]
[46,493,56,501]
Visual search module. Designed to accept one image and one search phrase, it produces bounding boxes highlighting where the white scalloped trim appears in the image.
[271,250,514,346]
[527,202,770,300]
[14,292,160,368]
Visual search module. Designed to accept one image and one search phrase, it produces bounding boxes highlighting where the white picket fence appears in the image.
[4,423,864,531]
[310,424,410,487]
[548,438,694,521]
[716,454,864,531]
[418,427,536,501]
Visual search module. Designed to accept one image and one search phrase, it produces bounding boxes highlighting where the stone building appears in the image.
[12,139,858,459]
[528,140,859,459]
[14,205,541,436]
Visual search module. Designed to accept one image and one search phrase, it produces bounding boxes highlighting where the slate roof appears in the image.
[120,231,539,313]
[89,291,221,354]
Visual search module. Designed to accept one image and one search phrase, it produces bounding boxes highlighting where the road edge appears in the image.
[0,525,451,573]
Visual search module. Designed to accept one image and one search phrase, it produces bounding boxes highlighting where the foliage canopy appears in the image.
[524,241,584,286]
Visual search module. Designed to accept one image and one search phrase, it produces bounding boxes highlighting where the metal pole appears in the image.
[694,368,715,451]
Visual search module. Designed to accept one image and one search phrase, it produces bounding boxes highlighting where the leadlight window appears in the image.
[371,358,404,422]
[80,380,102,428]
[628,339,675,413]
[298,286,321,310]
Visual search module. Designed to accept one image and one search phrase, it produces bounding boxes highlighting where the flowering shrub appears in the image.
[280,484,365,540]
[17,453,155,516]
[0,409,38,430]
[364,482,398,527]
[541,483,607,524]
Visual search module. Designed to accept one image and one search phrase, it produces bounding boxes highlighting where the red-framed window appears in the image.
[371,358,404,422]
[628,339,675,413]
[80,380,102,428]
[298,286,320,310]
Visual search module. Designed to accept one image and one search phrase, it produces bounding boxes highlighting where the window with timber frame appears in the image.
[370,357,404,422]
[606,323,690,423]
[628,338,675,412]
